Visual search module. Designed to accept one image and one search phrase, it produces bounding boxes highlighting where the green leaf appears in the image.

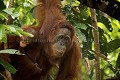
[107,39,120,53]
[4,25,16,32]
[1,33,7,43]
[89,67,94,79]
[0,13,7,20]
[9,25,22,31]
[0,26,3,40]
[71,1,80,7]
[14,31,22,37]
[11,12,20,18]
[20,6,35,25]
[9,27,16,32]
[8,25,23,37]
[79,30,87,42]
[79,5,90,19]
[107,61,120,77]
[18,30,34,37]
[97,15,112,32]
[0,59,17,74]
[75,28,86,43]
[3,8,15,15]
[0,24,6,42]
[116,53,120,69]
[0,49,24,55]
[2,8,20,19]
[75,23,88,30]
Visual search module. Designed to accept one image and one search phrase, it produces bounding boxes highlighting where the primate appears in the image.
[0,0,81,80]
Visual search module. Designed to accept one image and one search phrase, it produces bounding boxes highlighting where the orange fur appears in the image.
[0,0,81,80]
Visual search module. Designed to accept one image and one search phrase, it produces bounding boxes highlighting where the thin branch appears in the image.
[89,50,108,60]
[90,8,101,80]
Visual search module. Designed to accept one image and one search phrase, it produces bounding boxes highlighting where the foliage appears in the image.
[0,49,24,79]
[0,49,24,55]
[0,0,120,80]
[0,58,17,74]
[62,0,120,79]
[0,0,34,79]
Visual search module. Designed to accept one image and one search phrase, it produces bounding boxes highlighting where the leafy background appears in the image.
[0,0,120,80]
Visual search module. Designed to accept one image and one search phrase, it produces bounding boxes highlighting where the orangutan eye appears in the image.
[56,35,70,46]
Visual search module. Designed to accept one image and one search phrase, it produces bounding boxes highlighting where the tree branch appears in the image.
[78,0,120,21]
[90,8,101,80]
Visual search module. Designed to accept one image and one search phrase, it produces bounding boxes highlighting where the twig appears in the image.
[89,50,108,60]
[90,8,101,80]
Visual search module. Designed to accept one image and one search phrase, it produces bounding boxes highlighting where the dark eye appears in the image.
[56,35,70,46]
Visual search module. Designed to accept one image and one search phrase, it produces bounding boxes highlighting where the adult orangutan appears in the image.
[0,0,82,80]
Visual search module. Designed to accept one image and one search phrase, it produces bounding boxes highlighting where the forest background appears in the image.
[0,0,120,80]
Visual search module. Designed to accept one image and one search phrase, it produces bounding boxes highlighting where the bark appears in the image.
[90,8,101,80]
[78,0,120,21]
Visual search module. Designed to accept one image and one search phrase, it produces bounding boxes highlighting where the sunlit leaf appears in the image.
[71,1,80,7]
[3,8,15,15]
[97,16,112,32]
[18,30,34,37]
[20,6,35,25]
[14,31,22,37]
[9,25,22,31]
[12,12,20,18]
[9,27,16,32]
[0,13,7,20]
[0,24,6,42]
[0,49,24,55]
